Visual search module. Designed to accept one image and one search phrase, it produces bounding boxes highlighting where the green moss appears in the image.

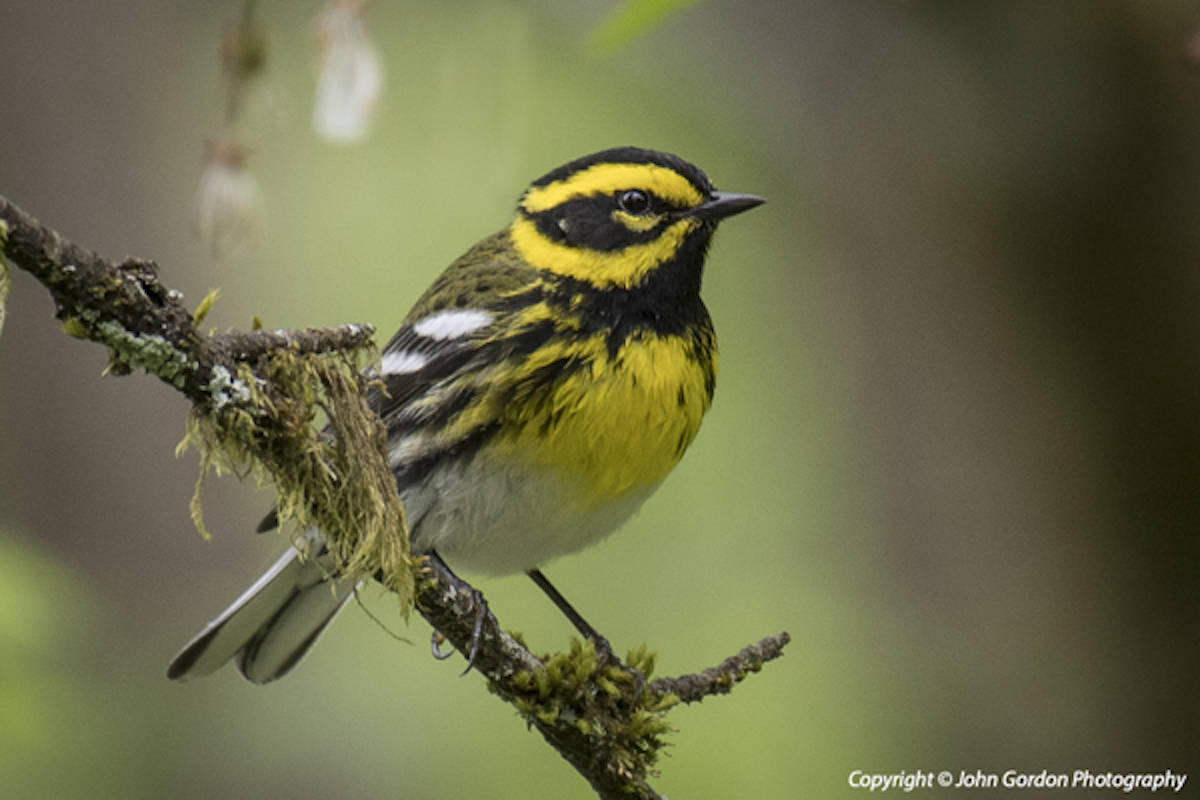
[490,637,676,785]
[178,346,414,614]
[60,318,89,339]
[191,288,220,327]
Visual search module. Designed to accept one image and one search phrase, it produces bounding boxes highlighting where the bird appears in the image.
[167,146,764,683]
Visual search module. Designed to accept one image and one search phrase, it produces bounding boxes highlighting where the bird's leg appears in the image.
[527,568,644,697]
[424,550,490,675]
[527,568,610,650]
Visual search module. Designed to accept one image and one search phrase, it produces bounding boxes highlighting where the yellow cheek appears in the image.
[510,217,698,289]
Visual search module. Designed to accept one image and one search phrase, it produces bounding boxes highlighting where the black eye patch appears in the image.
[525,194,667,252]
[617,189,651,215]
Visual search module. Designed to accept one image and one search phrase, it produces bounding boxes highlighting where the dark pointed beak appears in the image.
[689,191,765,222]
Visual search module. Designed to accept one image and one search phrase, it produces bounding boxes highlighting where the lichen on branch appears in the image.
[0,193,413,609]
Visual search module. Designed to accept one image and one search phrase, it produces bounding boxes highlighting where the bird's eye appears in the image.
[617,189,651,215]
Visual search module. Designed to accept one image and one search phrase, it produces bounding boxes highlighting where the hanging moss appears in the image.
[178,343,414,614]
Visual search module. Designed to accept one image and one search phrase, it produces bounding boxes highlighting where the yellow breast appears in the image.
[497,330,715,508]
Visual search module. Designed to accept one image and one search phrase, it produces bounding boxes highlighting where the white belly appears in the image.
[401,450,659,576]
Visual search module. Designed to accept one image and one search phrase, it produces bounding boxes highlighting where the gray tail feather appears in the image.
[167,544,357,684]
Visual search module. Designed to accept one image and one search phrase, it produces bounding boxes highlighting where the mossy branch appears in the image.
[0,194,790,800]
[649,632,791,703]
[0,193,409,605]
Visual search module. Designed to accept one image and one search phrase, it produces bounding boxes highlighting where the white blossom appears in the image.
[194,138,261,259]
[312,0,383,143]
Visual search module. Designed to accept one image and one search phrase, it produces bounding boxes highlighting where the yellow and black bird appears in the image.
[168,147,763,683]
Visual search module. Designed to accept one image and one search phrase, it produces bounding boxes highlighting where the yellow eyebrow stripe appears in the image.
[521,163,706,213]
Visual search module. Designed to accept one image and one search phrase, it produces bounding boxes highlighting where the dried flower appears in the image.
[312,0,383,143]
[194,138,262,259]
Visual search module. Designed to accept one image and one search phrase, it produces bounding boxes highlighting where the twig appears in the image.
[650,632,792,704]
[206,324,377,364]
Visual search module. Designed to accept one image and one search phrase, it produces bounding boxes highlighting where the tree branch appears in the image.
[0,194,790,799]
[0,194,377,404]
[649,632,792,704]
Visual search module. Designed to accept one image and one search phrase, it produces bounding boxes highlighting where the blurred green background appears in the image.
[2,1,1198,797]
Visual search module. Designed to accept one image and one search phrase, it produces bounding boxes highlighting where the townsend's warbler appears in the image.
[168,147,763,683]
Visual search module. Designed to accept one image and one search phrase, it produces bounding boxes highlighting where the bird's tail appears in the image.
[167,541,356,684]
